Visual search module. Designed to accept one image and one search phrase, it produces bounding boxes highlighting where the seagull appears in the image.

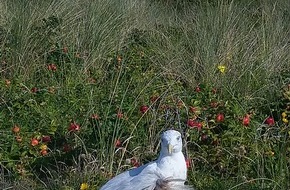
[100,129,193,190]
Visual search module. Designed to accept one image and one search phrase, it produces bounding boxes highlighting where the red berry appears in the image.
[133,162,140,167]
[140,105,149,114]
[117,111,123,118]
[31,87,38,93]
[130,158,137,164]
[47,63,57,71]
[187,119,202,131]
[68,122,80,132]
[196,122,203,131]
[265,116,275,126]
[40,149,48,156]
[15,136,22,142]
[115,139,121,148]
[42,135,51,143]
[130,158,140,167]
[187,119,195,127]
[74,124,80,131]
[242,115,250,126]
[216,113,225,123]
[31,138,39,146]
[195,86,201,92]
[12,125,20,133]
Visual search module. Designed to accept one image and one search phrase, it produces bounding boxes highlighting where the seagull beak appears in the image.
[168,144,173,154]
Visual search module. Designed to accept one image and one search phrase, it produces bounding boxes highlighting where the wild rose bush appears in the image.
[2,38,289,188]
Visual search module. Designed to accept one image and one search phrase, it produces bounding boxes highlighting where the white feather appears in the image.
[100,130,194,190]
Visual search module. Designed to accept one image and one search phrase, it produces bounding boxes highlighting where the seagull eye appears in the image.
[176,136,181,141]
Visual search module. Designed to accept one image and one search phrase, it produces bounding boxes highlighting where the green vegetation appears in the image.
[0,0,290,189]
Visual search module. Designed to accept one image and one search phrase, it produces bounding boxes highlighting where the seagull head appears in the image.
[160,130,183,155]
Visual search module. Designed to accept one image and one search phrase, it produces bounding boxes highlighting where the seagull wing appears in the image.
[100,161,161,190]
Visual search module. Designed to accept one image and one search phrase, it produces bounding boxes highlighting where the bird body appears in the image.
[100,130,192,190]
[157,153,187,181]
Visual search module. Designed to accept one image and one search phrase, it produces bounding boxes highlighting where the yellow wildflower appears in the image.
[40,144,48,150]
[217,65,226,74]
[80,183,89,190]
[282,112,287,118]
[282,118,289,124]
[268,150,274,156]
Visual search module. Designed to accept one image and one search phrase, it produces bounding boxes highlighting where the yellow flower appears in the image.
[282,118,289,124]
[282,112,287,118]
[217,65,226,74]
[40,144,48,150]
[268,150,274,156]
[80,183,89,190]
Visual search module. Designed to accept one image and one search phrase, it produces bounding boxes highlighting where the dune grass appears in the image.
[1,0,290,189]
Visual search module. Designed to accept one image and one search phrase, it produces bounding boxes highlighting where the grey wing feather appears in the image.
[100,162,161,190]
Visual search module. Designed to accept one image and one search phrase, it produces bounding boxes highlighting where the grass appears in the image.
[0,0,290,189]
